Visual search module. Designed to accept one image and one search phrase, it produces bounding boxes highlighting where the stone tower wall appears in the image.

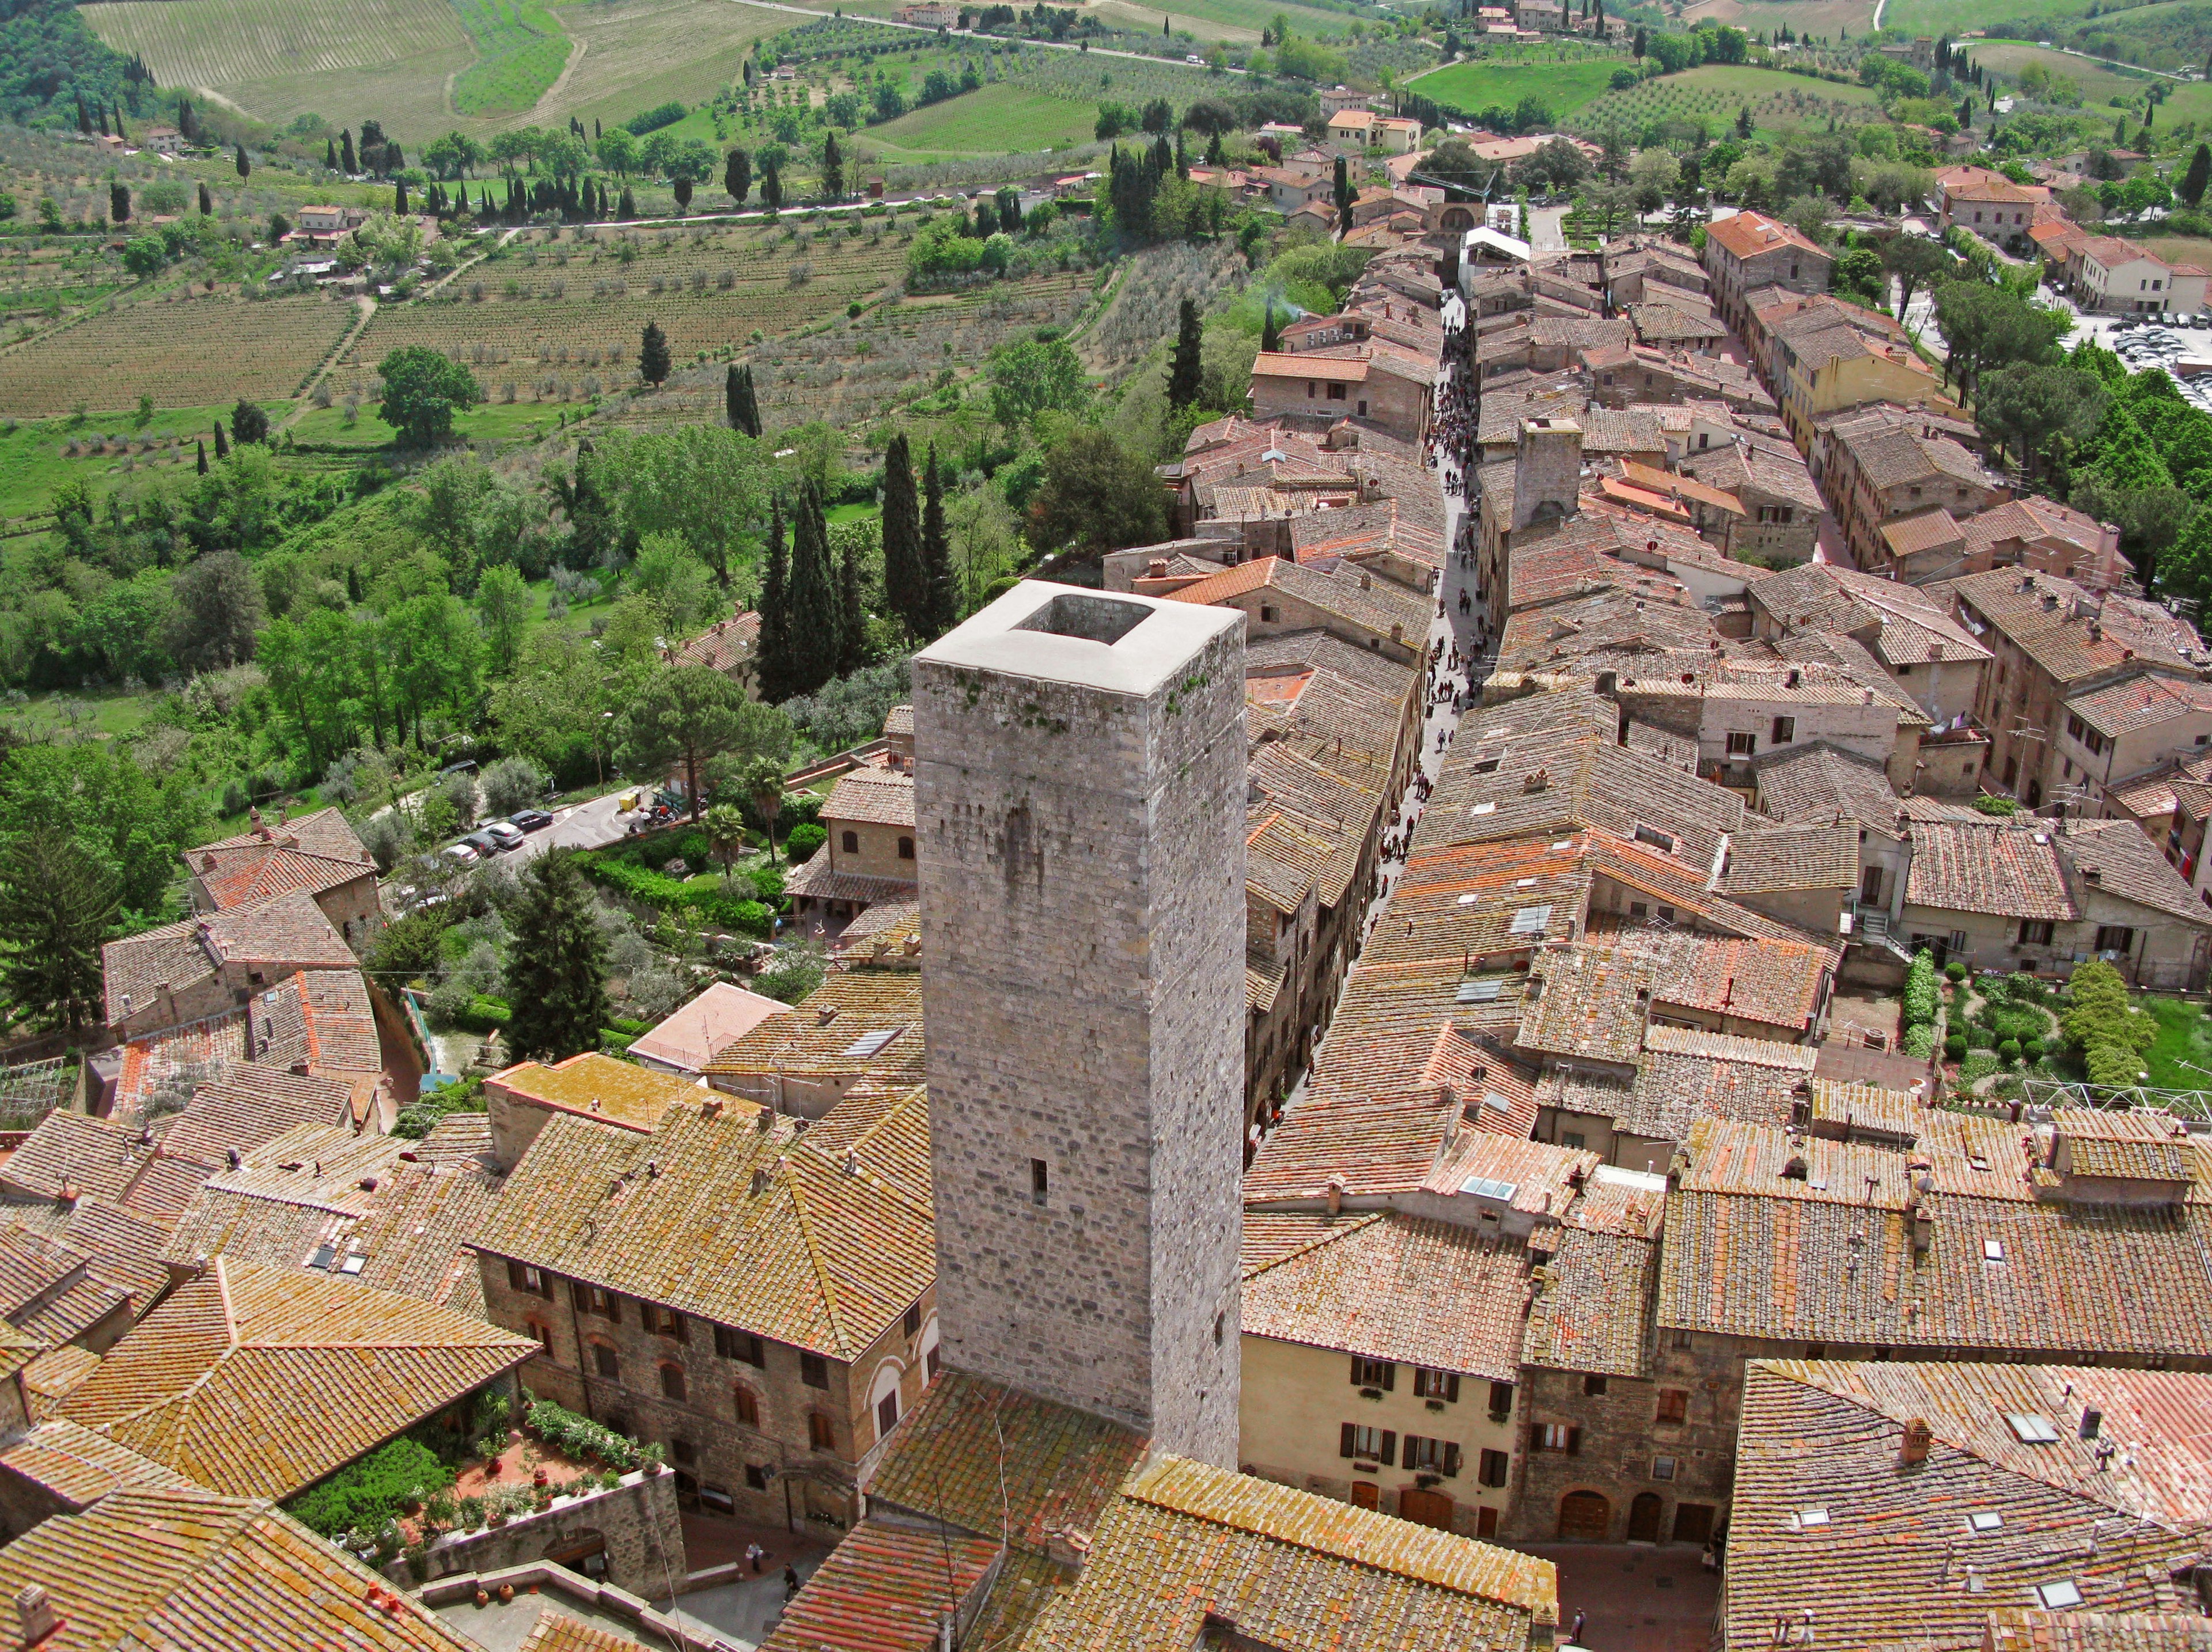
[912,587,1247,1465]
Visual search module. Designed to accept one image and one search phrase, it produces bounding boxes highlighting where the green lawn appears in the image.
[288,399,585,449]
[1405,51,1625,118]
[0,406,251,522]
[2140,996,2212,1091]
[1884,0,2097,38]
[855,83,1105,160]
[1963,39,2160,103]
[0,686,158,743]
[825,501,882,525]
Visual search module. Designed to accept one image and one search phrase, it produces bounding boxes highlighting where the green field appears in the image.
[1089,0,1355,43]
[1963,39,2158,102]
[450,0,574,114]
[2139,996,2212,1090]
[1406,49,1625,118]
[1885,0,2103,39]
[1565,62,1882,134]
[855,83,1104,160]
[1680,0,1875,41]
[0,406,247,522]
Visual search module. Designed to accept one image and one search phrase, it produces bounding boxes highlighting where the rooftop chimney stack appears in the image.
[1513,418,1584,533]
[1900,1417,1932,1466]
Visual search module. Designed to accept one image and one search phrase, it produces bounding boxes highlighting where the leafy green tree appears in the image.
[385,592,484,745]
[377,346,480,448]
[476,563,532,676]
[1974,362,2107,480]
[640,320,672,387]
[165,550,263,670]
[881,433,924,638]
[617,662,790,820]
[122,234,165,276]
[725,146,751,202]
[589,425,764,588]
[1028,427,1165,558]
[0,744,208,920]
[230,399,270,445]
[503,854,612,1062]
[988,336,1088,433]
[0,835,118,1032]
[1933,282,2069,398]
[1881,233,1950,320]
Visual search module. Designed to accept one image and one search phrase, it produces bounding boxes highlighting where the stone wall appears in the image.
[401,1467,685,1597]
[1508,1365,1729,1546]
[914,586,1247,1466]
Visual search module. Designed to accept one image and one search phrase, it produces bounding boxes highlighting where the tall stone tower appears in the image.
[911,582,1246,1466]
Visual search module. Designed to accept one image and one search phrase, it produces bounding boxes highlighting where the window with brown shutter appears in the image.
[591,1342,620,1381]
[1657,1388,1690,1424]
[1479,1448,1510,1487]
[734,1386,760,1427]
[1413,1369,1460,1401]
[801,1352,829,1388]
[660,1363,687,1401]
[1350,1355,1394,1390]
[808,1412,836,1450]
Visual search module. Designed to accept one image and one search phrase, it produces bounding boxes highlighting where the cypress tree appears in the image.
[213,422,228,459]
[109,183,129,225]
[326,137,338,170]
[757,493,793,700]
[619,184,638,219]
[881,433,923,635]
[196,439,208,475]
[726,147,751,203]
[1166,297,1203,408]
[1260,302,1282,355]
[823,131,843,201]
[503,853,612,1062]
[347,564,362,604]
[2183,143,2211,208]
[726,362,744,430]
[921,444,955,632]
[732,364,761,437]
[836,513,867,676]
[639,320,672,387]
[394,177,408,214]
[342,130,357,174]
[787,484,839,695]
[235,143,250,179]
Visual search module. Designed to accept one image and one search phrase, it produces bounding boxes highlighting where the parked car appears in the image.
[440,758,479,777]
[462,830,505,857]
[509,808,554,832]
[442,843,479,867]
[484,820,525,850]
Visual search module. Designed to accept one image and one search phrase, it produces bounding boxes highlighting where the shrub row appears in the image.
[525,1399,644,1470]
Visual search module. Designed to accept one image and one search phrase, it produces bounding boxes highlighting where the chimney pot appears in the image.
[1900,1416,1932,1466]
[16,1585,58,1646]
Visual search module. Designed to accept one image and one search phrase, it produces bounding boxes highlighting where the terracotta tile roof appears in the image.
[161,1117,505,1312]
[1942,570,2205,685]
[1961,497,2112,564]
[1906,821,2078,921]
[703,969,925,1090]
[1724,1362,2212,1652]
[59,1257,532,1499]
[831,899,922,967]
[46,1195,175,1312]
[629,981,792,1073]
[0,1484,484,1650]
[101,893,357,1028]
[469,1090,930,1359]
[0,1225,128,1346]
[1752,742,1901,833]
[1882,506,1968,559]
[676,609,760,675]
[1609,1024,1818,1145]
[2051,1108,2194,1184]
[154,1063,358,1172]
[247,969,381,1077]
[1523,1225,1656,1377]
[106,1013,247,1132]
[763,1519,1001,1652]
[515,1608,652,1651]
[1807,1077,1926,1145]
[1722,822,1861,896]
[0,1416,192,1511]
[22,1344,101,1418]
[2067,673,2212,739]
[187,808,373,911]
[1024,1454,1558,1651]
[1517,945,1662,1065]
[1165,555,1430,646]
[1706,210,1828,264]
[822,767,915,829]
[3,1109,160,1206]
[1238,1211,1531,1380]
[1657,1120,2212,1355]
[863,1369,1146,1554]
[2054,819,2212,929]
[489,1050,700,1134]
[781,855,917,906]
[1987,1611,2212,1652]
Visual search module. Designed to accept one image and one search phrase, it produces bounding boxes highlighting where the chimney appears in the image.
[1912,1204,1934,1253]
[2080,1407,2103,1440]
[1326,1176,1346,1216]
[1899,1417,1932,1466]
[16,1586,58,1646]
[816,1005,839,1025]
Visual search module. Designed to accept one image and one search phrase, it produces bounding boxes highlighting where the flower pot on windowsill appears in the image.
[1416,1473,1443,1490]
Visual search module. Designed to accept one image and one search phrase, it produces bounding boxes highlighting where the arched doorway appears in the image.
[1439,206,1475,232]
[1399,1488,1455,1531]
[545,1532,607,1581]
[1627,1492,1665,1543]
[1557,1490,1610,1541]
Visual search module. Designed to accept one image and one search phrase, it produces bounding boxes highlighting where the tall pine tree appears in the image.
[341,129,357,173]
[503,854,611,1062]
[0,837,116,1033]
[881,433,923,636]
[2184,143,2212,209]
[725,147,751,203]
[727,363,760,437]
[639,320,671,387]
[921,444,955,632]
[757,493,793,700]
[1260,301,1282,355]
[1166,298,1203,408]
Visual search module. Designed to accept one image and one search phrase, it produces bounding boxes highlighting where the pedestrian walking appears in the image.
[783,1565,801,1603]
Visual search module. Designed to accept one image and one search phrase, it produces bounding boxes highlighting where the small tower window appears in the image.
[1030,1158,1049,1206]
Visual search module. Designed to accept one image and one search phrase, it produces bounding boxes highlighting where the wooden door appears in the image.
[1477,1506,1499,1540]
[1349,1481,1379,1510]
[1627,1492,1665,1543]
[1399,1488,1455,1531]
[1672,1502,1715,1546]
[1557,1490,1610,1541]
